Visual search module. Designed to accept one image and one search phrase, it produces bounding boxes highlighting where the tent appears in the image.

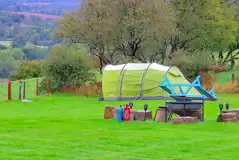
[101,63,201,100]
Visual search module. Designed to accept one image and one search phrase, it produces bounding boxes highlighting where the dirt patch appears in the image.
[58,82,102,96]
[172,117,199,124]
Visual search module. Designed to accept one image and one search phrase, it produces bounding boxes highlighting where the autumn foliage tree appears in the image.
[54,0,177,68]
[167,0,239,66]
[54,0,239,79]
[169,0,238,51]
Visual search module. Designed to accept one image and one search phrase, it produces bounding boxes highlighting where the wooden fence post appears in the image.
[36,78,39,96]
[23,81,26,99]
[8,80,11,100]
[232,74,236,85]
[46,79,51,94]
[45,78,48,94]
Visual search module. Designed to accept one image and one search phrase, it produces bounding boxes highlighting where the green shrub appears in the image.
[168,49,215,80]
[0,50,17,78]
[43,45,95,92]
[9,61,43,80]
[38,78,61,94]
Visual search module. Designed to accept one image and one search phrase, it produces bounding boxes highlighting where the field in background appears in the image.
[212,70,239,85]
[22,2,50,6]
[0,94,239,159]
[0,41,12,47]
[10,12,61,20]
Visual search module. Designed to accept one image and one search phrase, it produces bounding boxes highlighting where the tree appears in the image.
[55,0,177,68]
[31,16,42,25]
[12,35,27,48]
[11,14,22,23]
[10,48,24,60]
[213,1,239,69]
[0,50,17,78]
[39,30,51,41]
[29,33,41,45]
[166,0,239,64]
[168,49,215,79]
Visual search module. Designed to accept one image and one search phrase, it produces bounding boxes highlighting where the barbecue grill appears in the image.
[159,75,217,122]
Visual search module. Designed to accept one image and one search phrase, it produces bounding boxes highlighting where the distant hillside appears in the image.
[0,10,63,78]
[0,0,81,16]
[10,12,61,20]
[0,11,60,46]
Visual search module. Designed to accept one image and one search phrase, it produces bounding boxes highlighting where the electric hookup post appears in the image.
[129,102,133,109]
[219,104,224,113]
[18,80,23,100]
[144,104,148,121]
[226,103,230,111]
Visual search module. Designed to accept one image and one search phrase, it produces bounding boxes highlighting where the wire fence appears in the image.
[0,77,44,101]
[0,80,8,101]
[0,77,101,101]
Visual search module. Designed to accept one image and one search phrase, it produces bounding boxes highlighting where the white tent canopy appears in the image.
[102,63,170,71]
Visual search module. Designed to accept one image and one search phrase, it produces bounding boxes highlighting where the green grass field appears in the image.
[211,70,239,84]
[0,41,12,47]
[26,43,49,49]
[0,94,239,160]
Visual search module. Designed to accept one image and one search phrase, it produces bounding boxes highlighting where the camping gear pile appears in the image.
[172,117,199,124]
[102,63,221,124]
[117,102,152,122]
[104,102,153,122]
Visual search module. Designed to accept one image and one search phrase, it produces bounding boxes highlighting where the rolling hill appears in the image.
[10,12,61,20]
[0,0,81,16]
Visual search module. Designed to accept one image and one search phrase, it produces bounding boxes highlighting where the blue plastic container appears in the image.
[117,107,123,122]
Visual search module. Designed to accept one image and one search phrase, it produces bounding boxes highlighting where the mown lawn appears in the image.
[0,94,239,160]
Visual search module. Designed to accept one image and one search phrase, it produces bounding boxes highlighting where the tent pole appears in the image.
[139,63,152,99]
[116,63,127,100]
